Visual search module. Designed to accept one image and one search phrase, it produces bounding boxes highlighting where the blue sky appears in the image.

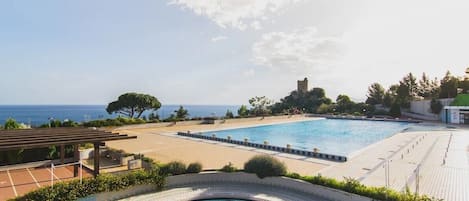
[1,0,468,105]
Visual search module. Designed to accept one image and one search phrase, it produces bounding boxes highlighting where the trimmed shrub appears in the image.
[219,162,237,172]
[186,162,203,173]
[244,155,286,178]
[160,161,186,176]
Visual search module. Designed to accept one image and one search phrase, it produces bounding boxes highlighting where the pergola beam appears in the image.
[0,128,136,177]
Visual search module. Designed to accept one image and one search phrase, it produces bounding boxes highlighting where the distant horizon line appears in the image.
[0,104,242,106]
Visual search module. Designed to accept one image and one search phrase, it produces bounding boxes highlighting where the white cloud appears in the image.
[252,27,344,74]
[211,35,228,42]
[243,68,255,77]
[250,21,262,30]
[169,0,301,30]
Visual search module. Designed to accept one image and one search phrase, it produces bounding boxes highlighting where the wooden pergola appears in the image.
[0,127,136,177]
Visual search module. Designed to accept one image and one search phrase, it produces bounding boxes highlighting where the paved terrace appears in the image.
[0,166,92,201]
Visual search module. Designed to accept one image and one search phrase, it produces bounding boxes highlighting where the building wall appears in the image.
[409,98,453,121]
[297,78,308,93]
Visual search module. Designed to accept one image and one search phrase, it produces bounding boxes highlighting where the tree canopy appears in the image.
[366,83,385,105]
[237,105,249,117]
[174,106,189,120]
[439,71,459,98]
[248,96,273,116]
[417,73,440,99]
[106,93,161,118]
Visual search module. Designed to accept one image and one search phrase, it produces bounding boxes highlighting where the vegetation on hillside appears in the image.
[232,69,467,118]
[270,88,331,114]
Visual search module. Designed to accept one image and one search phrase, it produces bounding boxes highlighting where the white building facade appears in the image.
[442,106,469,124]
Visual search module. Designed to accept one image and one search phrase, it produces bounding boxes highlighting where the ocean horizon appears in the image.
[0,105,240,126]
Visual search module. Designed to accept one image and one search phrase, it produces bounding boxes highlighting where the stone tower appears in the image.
[297,78,308,93]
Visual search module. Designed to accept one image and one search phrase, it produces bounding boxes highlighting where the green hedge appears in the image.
[83,117,146,127]
[186,162,203,174]
[11,169,165,201]
[160,161,187,176]
[285,173,441,201]
[219,162,238,173]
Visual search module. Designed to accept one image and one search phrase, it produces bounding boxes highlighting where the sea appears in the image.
[0,105,240,127]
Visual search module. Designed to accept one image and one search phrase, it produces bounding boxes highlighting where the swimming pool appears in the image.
[203,119,412,156]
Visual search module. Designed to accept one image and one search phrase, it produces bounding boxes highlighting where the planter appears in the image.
[128,159,142,170]
[121,155,135,166]
[79,148,94,160]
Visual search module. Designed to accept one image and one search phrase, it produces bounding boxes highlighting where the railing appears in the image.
[177,132,347,162]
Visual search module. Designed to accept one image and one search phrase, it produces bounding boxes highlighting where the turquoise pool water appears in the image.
[204,119,412,156]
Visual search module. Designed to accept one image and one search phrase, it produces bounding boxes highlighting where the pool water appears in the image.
[203,119,412,156]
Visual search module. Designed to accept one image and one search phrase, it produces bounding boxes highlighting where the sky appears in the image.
[0,0,468,105]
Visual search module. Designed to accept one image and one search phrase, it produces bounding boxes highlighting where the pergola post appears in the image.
[93,142,100,177]
[73,144,79,177]
[60,144,65,165]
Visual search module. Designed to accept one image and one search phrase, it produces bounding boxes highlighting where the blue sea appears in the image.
[0,105,239,126]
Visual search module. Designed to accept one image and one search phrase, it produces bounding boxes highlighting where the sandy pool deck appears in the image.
[107,115,329,175]
[106,116,468,201]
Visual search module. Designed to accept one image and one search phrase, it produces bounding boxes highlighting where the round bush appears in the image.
[220,162,237,172]
[244,155,286,178]
[161,161,186,176]
[186,162,203,173]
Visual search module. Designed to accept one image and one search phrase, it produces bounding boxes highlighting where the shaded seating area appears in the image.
[0,127,136,177]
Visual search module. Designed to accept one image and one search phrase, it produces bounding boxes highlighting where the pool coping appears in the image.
[181,117,417,159]
[161,132,334,166]
[177,131,348,162]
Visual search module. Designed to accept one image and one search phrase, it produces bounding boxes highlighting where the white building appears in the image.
[442,106,469,124]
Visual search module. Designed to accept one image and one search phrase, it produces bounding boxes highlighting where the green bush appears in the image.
[160,161,186,176]
[389,102,401,117]
[83,117,149,127]
[12,169,165,201]
[220,162,238,172]
[284,174,441,201]
[186,162,203,173]
[244,155,286,178]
